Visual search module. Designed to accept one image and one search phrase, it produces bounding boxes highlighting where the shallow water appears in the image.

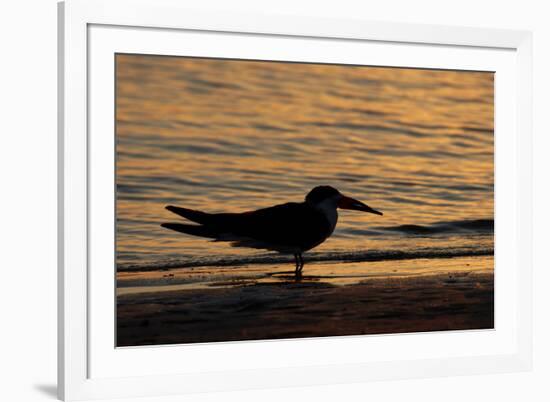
[117,255,493,296]
[116,55,494,274]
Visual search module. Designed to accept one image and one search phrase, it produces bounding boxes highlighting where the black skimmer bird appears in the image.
[161,186,382,277]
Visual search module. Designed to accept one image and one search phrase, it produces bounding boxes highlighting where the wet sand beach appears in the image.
[117,256,493,346]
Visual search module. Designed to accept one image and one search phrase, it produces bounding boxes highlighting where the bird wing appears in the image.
[165,205,215,225]
[223,202,332,251]
[162,202,332,252]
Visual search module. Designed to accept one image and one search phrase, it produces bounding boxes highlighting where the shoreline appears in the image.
[117,269,493,347]
[116,244,494,273]
[117,255,493,294]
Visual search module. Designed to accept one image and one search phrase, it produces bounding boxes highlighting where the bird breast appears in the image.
[314,201,339,235]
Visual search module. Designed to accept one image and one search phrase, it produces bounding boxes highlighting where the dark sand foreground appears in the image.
[117,271,493,347]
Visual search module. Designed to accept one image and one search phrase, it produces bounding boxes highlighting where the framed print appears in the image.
[58,0,533,400]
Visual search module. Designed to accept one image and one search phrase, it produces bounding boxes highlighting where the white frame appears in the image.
[89,24,519,380]
[58,0,533,400]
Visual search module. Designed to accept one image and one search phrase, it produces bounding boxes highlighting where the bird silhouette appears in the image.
[162,186,382,277]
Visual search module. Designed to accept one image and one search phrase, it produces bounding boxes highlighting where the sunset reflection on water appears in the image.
[115,54,493,270]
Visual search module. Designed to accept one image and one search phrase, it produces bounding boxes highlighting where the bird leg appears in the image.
[294,253,301,276]
[294,253,305,280]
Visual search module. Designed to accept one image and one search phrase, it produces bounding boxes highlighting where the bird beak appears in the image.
[338,195,383,216]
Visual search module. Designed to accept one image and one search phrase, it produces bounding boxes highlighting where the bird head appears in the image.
[305,186,383,216]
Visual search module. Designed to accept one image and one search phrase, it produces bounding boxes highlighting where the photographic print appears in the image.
[115,54,494,347]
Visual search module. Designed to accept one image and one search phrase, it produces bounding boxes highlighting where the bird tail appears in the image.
[165,205,213,225]
[160,223,219,239]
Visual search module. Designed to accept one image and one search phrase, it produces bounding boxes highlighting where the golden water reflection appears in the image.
[116,55,494,269]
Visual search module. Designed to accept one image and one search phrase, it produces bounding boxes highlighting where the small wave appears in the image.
[378,219,493,235]
[117,245,493,272]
